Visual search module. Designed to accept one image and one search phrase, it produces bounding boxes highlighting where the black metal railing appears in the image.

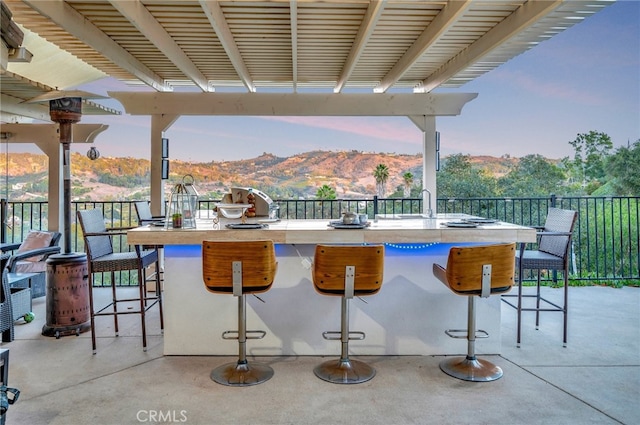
[2,196,638,285]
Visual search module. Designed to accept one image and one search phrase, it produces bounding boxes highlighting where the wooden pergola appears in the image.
[0,0,614,238]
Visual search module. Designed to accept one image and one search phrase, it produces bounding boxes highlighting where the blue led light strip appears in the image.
[384,242,438,250]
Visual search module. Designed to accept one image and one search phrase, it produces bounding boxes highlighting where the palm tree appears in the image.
[315,184,336,200]
[402,172,414,198]
[373,164,390,198]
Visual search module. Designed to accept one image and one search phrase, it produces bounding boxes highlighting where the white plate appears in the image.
[442,221,478,228]
[225,223,265,230]
[258,218,280,223]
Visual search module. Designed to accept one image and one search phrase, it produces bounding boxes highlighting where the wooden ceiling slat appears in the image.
[1,0,613,96]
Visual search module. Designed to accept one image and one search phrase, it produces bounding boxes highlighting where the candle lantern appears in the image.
[165,174,199,229]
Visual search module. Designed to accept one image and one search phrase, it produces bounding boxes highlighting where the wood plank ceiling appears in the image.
[3,0,613,98]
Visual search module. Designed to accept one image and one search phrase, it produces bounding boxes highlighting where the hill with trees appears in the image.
[1,131,637,201]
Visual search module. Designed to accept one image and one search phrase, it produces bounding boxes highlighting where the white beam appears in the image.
[1,94,50,121]
[334,0,385,93]
[418,0,563,92]
[109,92,478,117]
[0,123,108,143]
[375,0,471,93]
[199,0,255,92]
[23,0,171,92]
[110,0,209,92]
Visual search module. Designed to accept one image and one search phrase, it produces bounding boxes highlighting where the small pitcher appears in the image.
[342,211,360,224]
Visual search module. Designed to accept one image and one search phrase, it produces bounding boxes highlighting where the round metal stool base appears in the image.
[439,356,503,382]
[210,361,274,386]
[314,358,375,384]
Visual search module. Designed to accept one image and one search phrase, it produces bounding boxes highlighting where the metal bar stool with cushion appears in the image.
[202,240,277,386]
[77,209,163,353]
[312,244,385,384]
[133,201,165,291]
[502,207,578,347]
[133,201,165,226]
[433,242,516,382]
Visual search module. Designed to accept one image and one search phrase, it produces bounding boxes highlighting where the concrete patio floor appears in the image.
[2,285,638,425]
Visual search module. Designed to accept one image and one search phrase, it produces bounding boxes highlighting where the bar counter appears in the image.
[128,215,535,356]
[127,214,536,246]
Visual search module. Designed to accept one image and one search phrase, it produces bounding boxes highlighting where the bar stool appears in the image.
[312,244,384,384]
[77,209,163,353]
[433,242,516,382]
[502,207,578,347]
[202,240,277,386]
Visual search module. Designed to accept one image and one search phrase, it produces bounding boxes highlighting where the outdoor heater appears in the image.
[25,91,106,338]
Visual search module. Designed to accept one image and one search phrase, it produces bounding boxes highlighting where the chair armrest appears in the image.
[6,246,62,272]
[139,218,164,225]
[535,231,573,237]
[83,230,128,237]
[108,226,137,231]
[0,243,21,253]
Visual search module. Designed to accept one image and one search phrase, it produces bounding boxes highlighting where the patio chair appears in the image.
[0,269,14,342]
[311,244,385,384]
[434,242,516,382]
[133,201,165,291]
[502,207,578,347]
[0,231,62,298]
[77,208,163,353]
[133,201,165,226]
[202,240,277,386]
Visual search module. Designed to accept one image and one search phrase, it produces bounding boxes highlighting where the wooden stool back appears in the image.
[202,240,277,294]
[313,245,384,296]
[434,243,515,296]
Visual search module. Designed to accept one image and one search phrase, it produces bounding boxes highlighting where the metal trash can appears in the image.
[41,253,91,338]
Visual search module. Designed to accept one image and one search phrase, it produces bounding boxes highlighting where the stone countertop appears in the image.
[127,214,536,246]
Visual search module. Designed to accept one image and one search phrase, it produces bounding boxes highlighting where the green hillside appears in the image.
[0,150,518,201]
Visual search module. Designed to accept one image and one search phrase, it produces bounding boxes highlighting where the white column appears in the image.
[36,139,62,233]
[421,116,437,216]
[150,114,179,216]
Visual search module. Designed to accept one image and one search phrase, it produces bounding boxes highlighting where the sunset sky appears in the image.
[12,0,639,163]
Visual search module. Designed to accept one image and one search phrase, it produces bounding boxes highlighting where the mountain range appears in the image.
[1,150,521,201]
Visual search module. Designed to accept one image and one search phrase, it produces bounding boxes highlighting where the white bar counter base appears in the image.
[128,215,535,356]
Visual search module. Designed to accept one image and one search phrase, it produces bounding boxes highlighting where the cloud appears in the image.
[489,69,603,105]
[259,116,422,146]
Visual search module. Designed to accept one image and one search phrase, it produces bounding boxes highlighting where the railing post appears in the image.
[373,196,378,218]
[0,198,6,243]
[550,193,557,208]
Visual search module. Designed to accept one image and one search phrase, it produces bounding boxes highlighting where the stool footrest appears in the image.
[222,330,266,340]
[445,329,489,339]
[322,331,365,341]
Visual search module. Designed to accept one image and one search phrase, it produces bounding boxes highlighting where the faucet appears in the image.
[422,189,434,218]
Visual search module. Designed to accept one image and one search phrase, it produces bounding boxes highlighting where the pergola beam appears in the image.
[418,0,563,92]
[199,0,255,92]
[375,0,472,93]
[23,0,171,92]
[109,0,209,92]
[109,92,478,117]
[334,0,385,93]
